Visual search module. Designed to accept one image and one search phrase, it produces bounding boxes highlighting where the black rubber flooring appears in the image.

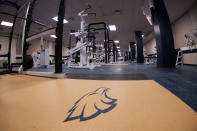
[66,73,149,80]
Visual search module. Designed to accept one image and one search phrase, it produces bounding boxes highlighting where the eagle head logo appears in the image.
[64,87,117,122]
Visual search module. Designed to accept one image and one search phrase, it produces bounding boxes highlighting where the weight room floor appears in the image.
[27,63,197,112]
[0,74,197,131]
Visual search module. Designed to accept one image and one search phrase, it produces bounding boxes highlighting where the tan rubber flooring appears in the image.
[0,74,197,131]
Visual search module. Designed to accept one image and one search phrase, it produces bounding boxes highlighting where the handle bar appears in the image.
[88,13,96,17]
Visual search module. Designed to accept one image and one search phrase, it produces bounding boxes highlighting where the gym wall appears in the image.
[27,39,68,56]
[144,38,156,55]
[0,36,68,67]
[144,3,197,65]
[173,4,197,49]
[0,36,17,64]
[27,39,51,55]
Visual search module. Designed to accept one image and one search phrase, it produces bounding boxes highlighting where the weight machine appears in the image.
[26,28,55,68]
[87,22,110,63]
[67,5,95,69]
[176,33,197,66]
[184,34,196,50]
[30,37,50,68]
[108,40,117,63]
[67,5,108,69]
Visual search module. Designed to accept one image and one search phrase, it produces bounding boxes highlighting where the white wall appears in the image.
[173,4,197,65]
[0,35,68,67]
[0,36,17,63]
[27,39,50,55]
[144,4,197,65]
[49,41,55,55]
[173,4,197,49]
[28,39,68,56]
[0,37,9,55]
[144,38,156,55]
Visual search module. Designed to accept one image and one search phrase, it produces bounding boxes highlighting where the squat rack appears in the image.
[87,22,110,64]
[108,40,117,63]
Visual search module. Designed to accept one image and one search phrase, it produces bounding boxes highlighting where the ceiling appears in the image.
[0,0,197,53]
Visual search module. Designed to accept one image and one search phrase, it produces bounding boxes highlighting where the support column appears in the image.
[135,31,144,63]
[115,47,118,62]
[55,0,65,73]
[107,31,110,63]
[130,42,136,61]
[125,51,129,61]
[104,30,108,64]
[113,42,116,62]
[68,34,71,50]
[152,0,175,67]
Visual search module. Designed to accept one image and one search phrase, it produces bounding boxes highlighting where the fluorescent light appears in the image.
[117,46,120,49]
[114,40,119,43]
[142,34,144,38]
[109,25,116,31]
[52,16,68,24]
[1,21,13,27]
[50,35,57,38]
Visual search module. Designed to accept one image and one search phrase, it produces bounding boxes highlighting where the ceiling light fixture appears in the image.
[114,40,119,43]
[117,46,120,49]
[50,35,57,38]
[52,16,68,24]
[109,25,116,31]
[142,34,144,38]
[1,21,13,27]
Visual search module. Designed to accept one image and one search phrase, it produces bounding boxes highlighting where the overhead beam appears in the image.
[0,12,50,28]
[26,28,55,42]
[0,0,20,10]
